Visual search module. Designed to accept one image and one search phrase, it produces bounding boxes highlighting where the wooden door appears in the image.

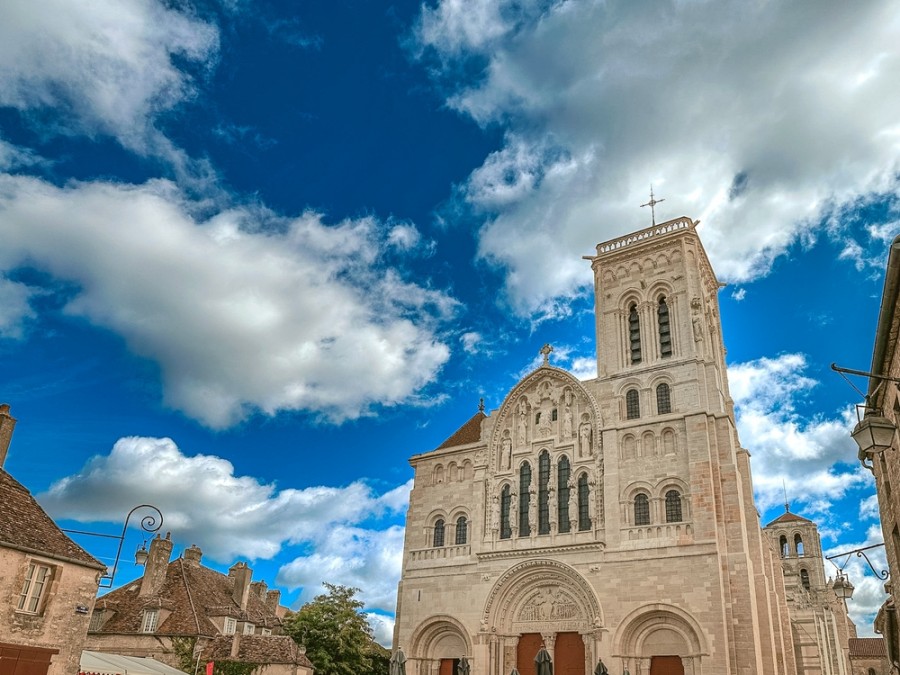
[440,659,459,675]
[516,633,544,675]
[554,632,585,675]
[649,656,684,675]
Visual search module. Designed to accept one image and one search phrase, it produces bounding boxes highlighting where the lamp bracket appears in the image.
[825,542,890,580]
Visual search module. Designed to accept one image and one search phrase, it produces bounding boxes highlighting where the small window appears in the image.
[800,568,810,590]
[551,408,558,421]
[141,609,159,634]
[779,535,788,558]
[658,296,672,358]
[626,389,640,420]
[634,494,650,526]
[629,304,642,364]
[262,628,272,636]
[500,485,512,539]
[656,383,671,414]
[18,562,52,614]
[538,451,551,535]
[224,617,236,635]
[795,533,804,556]
[578,474,591,531]
[519,463,532,537]
[243,622,255,635]
[665,490,682,523]
[89,611,104,632]
[558,457,571,534]
[433,519,445,547]
[455,516,468,545]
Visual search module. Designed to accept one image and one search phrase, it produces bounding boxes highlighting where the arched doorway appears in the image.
[649,656,684,675]
[615,604,705,674]
[410,615,472,675]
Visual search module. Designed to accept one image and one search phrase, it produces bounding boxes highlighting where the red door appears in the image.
[555,632,585,675]
[439,659,459,675]
[649,656,684,675]
[516,633,544,675]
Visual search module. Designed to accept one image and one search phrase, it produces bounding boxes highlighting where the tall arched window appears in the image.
[779,535,788,558]
[433,519,445,547]
[538,451,551,535]
[656,383,671,414]
[558,456,571,534]
[500,485,512,539]
[519,463,532,537]
[629,303,642,364]
[578,474,591,531]
[658,296,672,358]
[455,516,468,545]
[665,490,682,523]
[634,494,650,526]
[626,389,640,419]
[800,568,810,590]
[795,533,804,556]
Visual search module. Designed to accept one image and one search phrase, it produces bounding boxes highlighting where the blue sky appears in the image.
[1,0,899,644]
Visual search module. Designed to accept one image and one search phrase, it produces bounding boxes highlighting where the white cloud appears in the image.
[860,494,881,521]
[728,354,870,514]
[731,288,746,302]
[0,175,456,427]
[0,277,37,339]
[416,0,900,316]
[387,223,422,251]
[460,331,482,354]
[38,436,411,613]
[366,612,395,648]
[0,0,218,160]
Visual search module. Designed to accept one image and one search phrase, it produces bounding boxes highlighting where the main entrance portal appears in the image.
[649,656,685,675]
[515,633,585,675]
[516,634,543,674]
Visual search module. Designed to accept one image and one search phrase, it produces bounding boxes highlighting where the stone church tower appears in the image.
[393,217,797,675]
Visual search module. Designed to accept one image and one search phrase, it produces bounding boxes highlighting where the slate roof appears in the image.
[848,637,887,658]
[765,509,813,528]
[203,635,313,668]
[436,411,486,450]
[0,469,104,570]
[93,558,284,636]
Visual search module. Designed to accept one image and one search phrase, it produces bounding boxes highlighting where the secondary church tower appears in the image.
[393,217,801,675]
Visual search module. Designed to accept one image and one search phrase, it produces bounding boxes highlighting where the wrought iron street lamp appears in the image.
[825,542,889,603]
[62,504,164,588]
[831,364,900,466]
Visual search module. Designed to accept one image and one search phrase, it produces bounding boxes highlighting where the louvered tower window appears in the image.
[658,296,672,357]
[558,456,571,534]
[629,303,642,364]
[538,451,550,535]
[519,463,532,537]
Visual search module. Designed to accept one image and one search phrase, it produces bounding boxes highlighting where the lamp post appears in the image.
[62,504,164,588]
[825,542,889,603]
[830,364,900,468]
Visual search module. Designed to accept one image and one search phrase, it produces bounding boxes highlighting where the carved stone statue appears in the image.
[568,477,578,530]
[579,416,592,457]
[528,487,537,533]
[490,495,500,531]
[548,486,557,530]
[500,431,512,470]
[563,404,573,439]
[516,399,528,446]
[510,491,518,532]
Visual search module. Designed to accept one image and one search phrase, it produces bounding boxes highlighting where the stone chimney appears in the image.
[0,404,17,469]
[250,580,268,601]
[228,562,252,611]
[265,589,281,615]
[139,532,174,597]
[183,544,203,565]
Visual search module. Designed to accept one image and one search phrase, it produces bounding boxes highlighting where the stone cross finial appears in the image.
[640,185,665,226]
[540,344,553,365]
[479,398,485,412]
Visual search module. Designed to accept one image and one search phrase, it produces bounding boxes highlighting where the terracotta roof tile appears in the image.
[849,637,887,657]
[764,510,813,528]
[0,469,104,569]
[436,412,486,450]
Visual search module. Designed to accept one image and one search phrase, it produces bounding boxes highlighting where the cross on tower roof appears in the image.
[640,185,665,226]
[540,343,553,366]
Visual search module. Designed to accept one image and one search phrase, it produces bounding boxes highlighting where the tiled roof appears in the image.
[203,635,313,668]
[93,559,284,636]
[849,637,887,657]
[436,412,486,450]
[0,469,104,569]
[765,509,813,528]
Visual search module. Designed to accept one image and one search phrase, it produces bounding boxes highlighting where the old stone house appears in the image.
[85,534,313,675]
[393,217,853,675]
[847,637,888,674]
[0,403,106,675]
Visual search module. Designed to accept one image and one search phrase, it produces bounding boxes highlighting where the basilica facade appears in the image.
[393,217,837,675]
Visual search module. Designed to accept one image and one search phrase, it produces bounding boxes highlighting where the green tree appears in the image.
[284,583,384,675]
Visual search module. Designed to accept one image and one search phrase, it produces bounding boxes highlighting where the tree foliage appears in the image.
[284,583,387,675]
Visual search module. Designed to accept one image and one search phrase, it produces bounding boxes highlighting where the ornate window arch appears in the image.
[558,456,571,534]
[626,389,640,420]
[578,473,591,531]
